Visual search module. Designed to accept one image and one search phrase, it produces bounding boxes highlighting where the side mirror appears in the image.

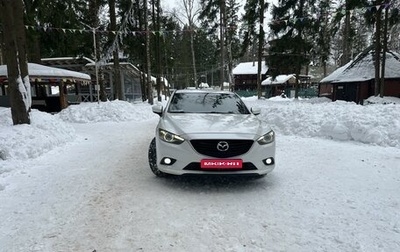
[251,107,261,115]
[152,105,163,116]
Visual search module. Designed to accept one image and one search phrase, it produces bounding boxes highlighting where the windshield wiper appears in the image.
[208,111,235,114]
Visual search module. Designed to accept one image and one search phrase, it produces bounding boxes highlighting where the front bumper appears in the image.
[155,137,275,176]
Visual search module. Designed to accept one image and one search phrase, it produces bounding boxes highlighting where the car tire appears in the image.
[148,138,166,177]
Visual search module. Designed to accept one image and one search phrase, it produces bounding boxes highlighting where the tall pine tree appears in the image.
[311,0,333,77]
[267,0,315,98]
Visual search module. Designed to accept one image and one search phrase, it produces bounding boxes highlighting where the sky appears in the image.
[1,95,400,251]
[162,0,279,29]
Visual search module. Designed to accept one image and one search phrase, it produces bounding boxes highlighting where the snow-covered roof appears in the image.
[199,82,209,88]
[85,62,142,78]
[0,63,91,83]
[321,47,400,83]
[232,61,268,75]
[41,56,95,64]
[262,74,296,85]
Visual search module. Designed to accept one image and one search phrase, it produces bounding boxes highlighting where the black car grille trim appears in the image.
[190,139,254,158]
[183,162,258,171]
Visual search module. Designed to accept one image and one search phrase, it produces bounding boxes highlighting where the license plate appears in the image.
[201,159,243,169]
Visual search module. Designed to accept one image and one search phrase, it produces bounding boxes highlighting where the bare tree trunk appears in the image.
[14,0,30,108]
[374,5,382,96]
[111,51,121,100]
[380,5,389,98]
[340,6,351,66]
[0,32,3,65]
[157,3,162,100]
[109,0,122,101]
[0,0,30,125]
[294,0,305,99]
[219,0,225,90]
[256,0,264,99]
[190,27,197,88]
[226,35,233,91]
[144,0,153,104]
[226,7,234,92]
[137,2,146,102]
[154,0,162,100]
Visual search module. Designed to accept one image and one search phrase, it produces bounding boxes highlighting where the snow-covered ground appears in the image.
[0,96,399,251]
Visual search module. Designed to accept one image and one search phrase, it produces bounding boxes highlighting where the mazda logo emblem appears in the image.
[217,141,229,151]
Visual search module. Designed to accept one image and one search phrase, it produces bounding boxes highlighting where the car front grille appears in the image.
[183,162,258,171]
[190,139,254,158]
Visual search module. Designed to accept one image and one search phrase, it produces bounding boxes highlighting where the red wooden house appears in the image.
[319,46,400,104]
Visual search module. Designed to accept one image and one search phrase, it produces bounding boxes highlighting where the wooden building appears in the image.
[320,47,400,104]
[232,61,269,91]
[0,63,91,112]
[42,57,143,102]
[262,74,296,97]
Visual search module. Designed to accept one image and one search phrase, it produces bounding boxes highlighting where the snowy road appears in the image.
[1,118,400,252]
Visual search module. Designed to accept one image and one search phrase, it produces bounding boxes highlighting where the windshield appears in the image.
[167,92,251,114]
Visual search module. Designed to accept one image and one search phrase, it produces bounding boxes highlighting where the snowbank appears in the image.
[244,96,400,148]
[56,100,158,123]
[0,109,75,160]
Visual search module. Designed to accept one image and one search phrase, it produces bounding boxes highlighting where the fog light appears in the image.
[164,158,172,164]
[161,157,176,165]
[263,158,274,165]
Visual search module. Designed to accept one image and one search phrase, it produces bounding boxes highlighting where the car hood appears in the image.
[159,113,271,139]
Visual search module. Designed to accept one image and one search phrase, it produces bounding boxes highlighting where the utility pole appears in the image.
[81,22,101,103]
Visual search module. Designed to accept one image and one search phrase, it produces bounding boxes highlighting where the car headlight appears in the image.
[158,129,185,144]
[257,130,275,145]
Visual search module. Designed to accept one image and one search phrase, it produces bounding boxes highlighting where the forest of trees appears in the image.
[1,0,400,124]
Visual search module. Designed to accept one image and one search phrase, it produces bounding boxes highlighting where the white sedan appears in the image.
[148,89,275,177]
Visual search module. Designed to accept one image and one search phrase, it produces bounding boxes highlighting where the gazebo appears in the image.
[0,63,91,112]
[42,57,145,102]
[262,74,296,97]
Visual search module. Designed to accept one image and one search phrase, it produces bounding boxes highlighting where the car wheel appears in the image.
[148,138,166,177]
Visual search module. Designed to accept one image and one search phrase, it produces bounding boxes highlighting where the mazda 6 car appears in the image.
[148,89,275,177]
